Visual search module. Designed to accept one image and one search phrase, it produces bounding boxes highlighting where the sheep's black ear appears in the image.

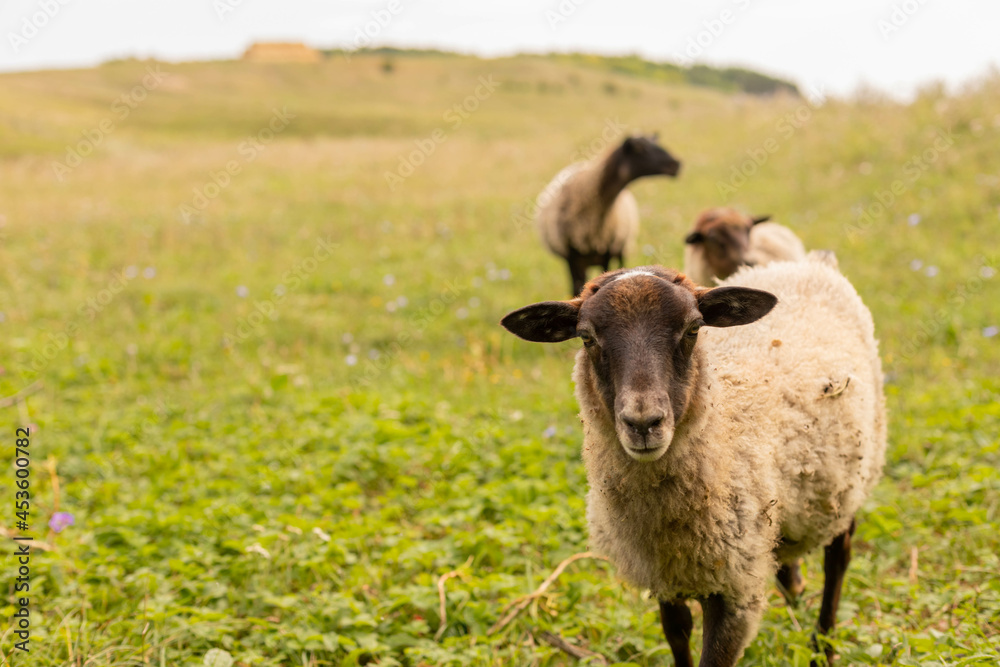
[622,137,636,154]
[697,286,777,327]
[501,300,582,343]
[685,231,705,244]
[751,215,772,225]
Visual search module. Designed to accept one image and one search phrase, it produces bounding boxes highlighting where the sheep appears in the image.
[501,261,886,666]
[683,207,807,286]
[536,135,681,296]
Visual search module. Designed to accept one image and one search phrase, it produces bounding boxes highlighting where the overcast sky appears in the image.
[1,0,997,99]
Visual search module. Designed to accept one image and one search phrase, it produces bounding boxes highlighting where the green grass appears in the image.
[0,52,998,666]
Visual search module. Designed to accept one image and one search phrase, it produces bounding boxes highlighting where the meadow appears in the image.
[0,52,998,666]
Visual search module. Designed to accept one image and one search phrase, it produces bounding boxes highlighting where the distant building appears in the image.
[242,42,322,63]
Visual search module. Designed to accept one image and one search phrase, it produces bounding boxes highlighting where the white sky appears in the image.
[1,0,997,99]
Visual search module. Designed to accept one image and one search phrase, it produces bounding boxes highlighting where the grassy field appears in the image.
[0,53,998,666]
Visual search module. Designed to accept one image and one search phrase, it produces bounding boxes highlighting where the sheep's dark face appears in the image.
[620,135,681,179]
[685,208,771,281]
[500,266,777,462]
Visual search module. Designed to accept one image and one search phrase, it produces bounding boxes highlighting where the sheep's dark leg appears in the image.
[613,252,625,269]
[567,250,590,296]
[658,599,694,667]
[599,252,612,273]
[776,559,805,607]
[698,594,755,667]
[812,518,855,666]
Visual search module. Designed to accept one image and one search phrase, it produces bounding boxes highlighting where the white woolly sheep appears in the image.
[683,207,808,286]
[537,135,681,296]
[501,261,886,666]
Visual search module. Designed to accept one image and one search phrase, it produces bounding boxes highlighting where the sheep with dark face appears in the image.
[684,207,808,286]
[537,135,681,295]
[501,262,885,667]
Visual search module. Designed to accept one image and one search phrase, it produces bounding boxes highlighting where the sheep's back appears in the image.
[700,261,886,558]
[746,222,807,266]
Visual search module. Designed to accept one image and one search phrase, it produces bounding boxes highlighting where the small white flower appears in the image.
[925,266,939,277]
[0,312,5,323]
[386,301,397,312]
[908,214,921,226]
[273,284,287,297]
[984,326,999,338]
[499,268,512,280]
[396,295,408,307]
[468,297,481,308]
[142,267,156,279]
[981,266,996,279]
[472,277,484,288]
[383,273,395,286]
[345,354,358,366]
[236,285,249,298]
[313,527,331,542]
[285,525,302,535]
[909,259,923,271]
[246,543,271,559]
[342,332,354,344]
[456,308,468,319]
[125,265,139,279]
[368,349,379,360]
[642,244,656,257]
[543,426,557,438]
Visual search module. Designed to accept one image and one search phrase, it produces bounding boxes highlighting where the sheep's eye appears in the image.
[685,321,703,338]
[578,331,595,347]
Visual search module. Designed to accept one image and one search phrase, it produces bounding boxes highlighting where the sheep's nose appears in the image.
[621,412,665,437]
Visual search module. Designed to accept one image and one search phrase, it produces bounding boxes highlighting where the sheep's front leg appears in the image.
[658,599,693,667]
[813,517,855,665]
[566,250,590,296]
[698,594,757,667]
[776,559,805,607]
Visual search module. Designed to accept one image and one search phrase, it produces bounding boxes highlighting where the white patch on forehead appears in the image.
[612,270,659,282]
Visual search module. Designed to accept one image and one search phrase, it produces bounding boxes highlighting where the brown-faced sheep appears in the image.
[537,135,681,295]
[501,262,886,666]
[683,207,807,286]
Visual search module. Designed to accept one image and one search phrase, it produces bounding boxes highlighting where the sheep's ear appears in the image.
[622,137,637,154]
[697,286,777,327]
[501,299,582,343]
[751,215,772,225]
[685,231,705,245]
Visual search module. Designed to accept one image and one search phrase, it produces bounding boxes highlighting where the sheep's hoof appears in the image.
[776,560,806,607]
